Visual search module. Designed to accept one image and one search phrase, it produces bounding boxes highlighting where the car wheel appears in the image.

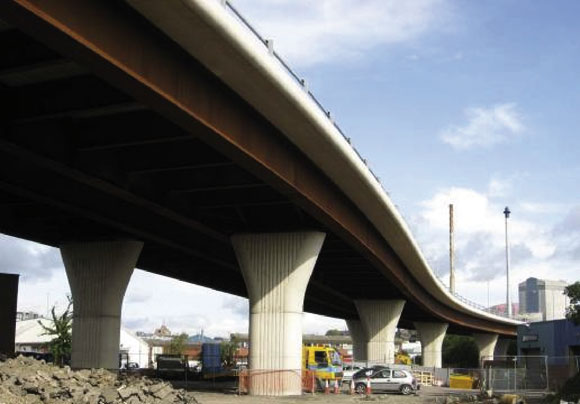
[400,384,412,395]
[355,383,367,394]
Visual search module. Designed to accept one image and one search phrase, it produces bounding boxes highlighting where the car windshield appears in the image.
[331,351,342,366]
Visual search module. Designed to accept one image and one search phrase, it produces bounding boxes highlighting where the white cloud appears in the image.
[440,103,525,150]
[487,178,511,198]
[0,234,62,282]
[230,0,450,67]
[411,179,578,308]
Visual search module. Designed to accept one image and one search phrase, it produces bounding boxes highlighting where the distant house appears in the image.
[15,318,158,369]
[153,325,172,338]
[489,303,519,316]
[187,334,215,344]
[519,277,569,321]
[14,318,53,353]
[119,328,159,369]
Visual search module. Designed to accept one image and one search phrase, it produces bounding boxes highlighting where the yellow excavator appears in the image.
[395,351,412,365]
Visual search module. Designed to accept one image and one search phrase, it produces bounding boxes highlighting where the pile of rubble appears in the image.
[0,356,197,404]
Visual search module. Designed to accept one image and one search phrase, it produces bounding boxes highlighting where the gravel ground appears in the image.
[184,383,547,404]
[0,357,547,404]
[0,356,196,403]
[178,382,480,404]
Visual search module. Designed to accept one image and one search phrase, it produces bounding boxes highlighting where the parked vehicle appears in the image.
[353,368,418,395]
[342,365,364,382]
[302,345,343,387]
[156,354,189,379]
[351,365,389,380]
[124,362,139,370]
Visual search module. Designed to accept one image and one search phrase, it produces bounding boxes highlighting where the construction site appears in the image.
[1,0,580,403]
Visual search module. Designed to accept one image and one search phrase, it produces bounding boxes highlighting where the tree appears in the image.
[442,335,479,368]
[564,281,580,325]
[167,333,189,355]
[325,329,344,336]
[220,340,238,369]
[38,296,73,367]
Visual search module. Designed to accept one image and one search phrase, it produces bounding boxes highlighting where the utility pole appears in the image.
[449,204,455,293]
[504,206,512,317]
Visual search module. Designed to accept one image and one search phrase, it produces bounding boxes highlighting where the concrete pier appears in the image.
[355,300,405,364]
[61,240,143,370]
[414,321,448,368]
[232,232,325,396]
[473,333,498,363]
[0,273,19,357]
[346,319,367,362]
[494,338,511,357]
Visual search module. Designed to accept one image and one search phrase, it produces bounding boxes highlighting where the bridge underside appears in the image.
[0,0,514,336]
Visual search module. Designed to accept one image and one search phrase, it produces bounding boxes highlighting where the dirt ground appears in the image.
[178,382,482,404]
[181,382,548,404]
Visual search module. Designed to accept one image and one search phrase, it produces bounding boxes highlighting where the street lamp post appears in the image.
[503,206,512,317]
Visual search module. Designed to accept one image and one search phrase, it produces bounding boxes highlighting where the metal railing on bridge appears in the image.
[433,273,516,319]
[219,0,383,188]
[218,0,517,322]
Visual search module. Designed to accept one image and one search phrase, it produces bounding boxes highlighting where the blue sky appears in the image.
[4,0,580,336]
[268,0,580,209]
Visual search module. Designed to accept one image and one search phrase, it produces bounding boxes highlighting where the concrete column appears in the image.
[346,319,367,362]
[414,321,448,368]
[232,232,325,396]
[473,333,498,363]
[355,300,405,364]
[61,240,143,370]
[494,338,511,357]
[0,273,19,357]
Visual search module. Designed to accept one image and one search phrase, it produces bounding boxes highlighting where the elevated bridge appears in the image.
[0,0,518,395]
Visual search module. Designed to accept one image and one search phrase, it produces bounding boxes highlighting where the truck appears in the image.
[155,354,190,380]
[302,345,343,387]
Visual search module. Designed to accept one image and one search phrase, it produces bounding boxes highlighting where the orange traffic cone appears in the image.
[324,379,330,394]
[365,377,371,396]
[333,380,339,394]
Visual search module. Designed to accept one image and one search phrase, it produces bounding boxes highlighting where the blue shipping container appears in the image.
[202,343,222,373]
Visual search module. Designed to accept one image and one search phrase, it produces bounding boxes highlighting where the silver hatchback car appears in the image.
[353,368,418,395]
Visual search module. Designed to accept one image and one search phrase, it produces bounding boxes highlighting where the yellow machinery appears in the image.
[302,345,343,384]
[449,374,476,389]
[395,351,412,365]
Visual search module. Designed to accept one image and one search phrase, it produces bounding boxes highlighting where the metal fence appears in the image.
[545,355,579,390]
[481,356,549,393]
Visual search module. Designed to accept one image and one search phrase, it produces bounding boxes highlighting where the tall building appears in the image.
[518,277,569,321]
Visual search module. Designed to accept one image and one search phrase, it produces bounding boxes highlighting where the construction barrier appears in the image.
[238,369,316,395]
[449,374,475,389]
[412,370,434,386]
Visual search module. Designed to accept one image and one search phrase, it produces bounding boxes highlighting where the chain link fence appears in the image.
[481,356,548,393]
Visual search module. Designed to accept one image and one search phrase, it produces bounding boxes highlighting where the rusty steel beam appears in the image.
[0,139,234,268]
[0,0,515,335]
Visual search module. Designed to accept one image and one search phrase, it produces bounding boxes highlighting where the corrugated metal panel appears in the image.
[202,342,222,372]
[0,273,19,355]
